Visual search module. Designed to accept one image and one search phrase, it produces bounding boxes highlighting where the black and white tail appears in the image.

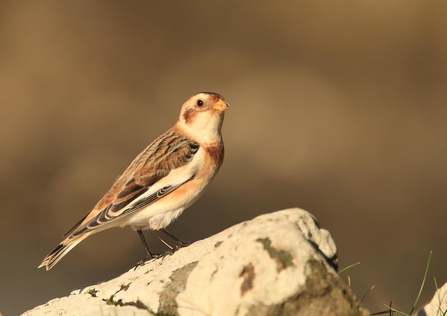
[38,235,88,270]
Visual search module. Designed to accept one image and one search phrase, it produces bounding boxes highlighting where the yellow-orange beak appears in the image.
[213,99,229,112]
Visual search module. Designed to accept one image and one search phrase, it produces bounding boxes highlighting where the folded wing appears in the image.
[66,130,200,238]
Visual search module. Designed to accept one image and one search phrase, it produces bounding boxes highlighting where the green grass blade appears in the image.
[408,250,432,315]
[338,262,360,274]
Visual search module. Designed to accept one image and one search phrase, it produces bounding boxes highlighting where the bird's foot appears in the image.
[159,229,192,251]
[174,240,192,251]
[134,250,174,270]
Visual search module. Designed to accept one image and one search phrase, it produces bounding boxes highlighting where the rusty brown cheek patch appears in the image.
[183,108,197,124]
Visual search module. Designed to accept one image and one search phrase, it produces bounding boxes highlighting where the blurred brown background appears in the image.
[1,1,446,315]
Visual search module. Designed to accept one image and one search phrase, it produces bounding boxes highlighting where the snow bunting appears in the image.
[39,92,229,270]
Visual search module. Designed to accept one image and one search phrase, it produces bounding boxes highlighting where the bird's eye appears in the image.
[197,100,204,107]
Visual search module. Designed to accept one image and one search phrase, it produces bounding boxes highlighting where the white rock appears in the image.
[22,208,367,316]
[418,282,447,316]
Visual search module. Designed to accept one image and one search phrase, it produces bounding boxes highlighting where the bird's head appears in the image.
[176,92,229,143]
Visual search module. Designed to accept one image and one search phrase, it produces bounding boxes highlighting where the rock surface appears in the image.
[23,208,368,316]
[418,282,447,316]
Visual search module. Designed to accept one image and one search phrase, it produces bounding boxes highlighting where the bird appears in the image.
[39,92,229,270]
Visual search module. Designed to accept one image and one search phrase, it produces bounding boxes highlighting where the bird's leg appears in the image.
[135,230,174,268]
[137,230,154,259]
[160,228,192,249]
